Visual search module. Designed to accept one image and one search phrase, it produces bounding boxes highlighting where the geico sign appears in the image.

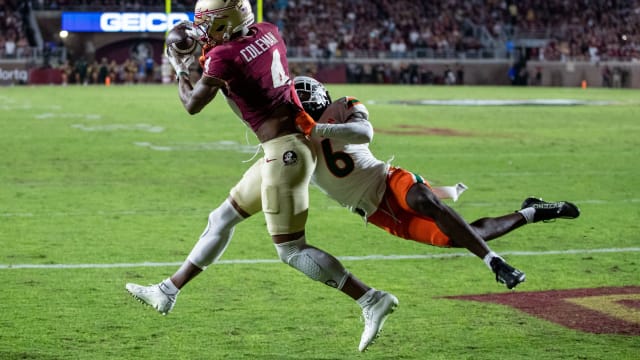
[0,68,28,83]
[100,12,190,32]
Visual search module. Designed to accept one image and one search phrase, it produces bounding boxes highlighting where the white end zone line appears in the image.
[1,247,639,270]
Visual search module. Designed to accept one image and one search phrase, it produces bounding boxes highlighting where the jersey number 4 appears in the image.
[321,139,355,177]
[271,49,289,88]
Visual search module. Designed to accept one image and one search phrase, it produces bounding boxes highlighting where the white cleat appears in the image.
[359,290,398,352]
[125,282,177,315]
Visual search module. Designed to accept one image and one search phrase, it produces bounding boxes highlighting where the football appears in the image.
[166,25,197,55]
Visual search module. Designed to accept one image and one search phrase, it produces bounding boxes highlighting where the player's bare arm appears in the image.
[178,75,224,115]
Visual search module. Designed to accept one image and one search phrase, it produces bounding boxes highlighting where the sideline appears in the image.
[1,247,639,270]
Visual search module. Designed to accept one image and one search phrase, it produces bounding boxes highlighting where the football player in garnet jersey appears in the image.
[126,0,397,352]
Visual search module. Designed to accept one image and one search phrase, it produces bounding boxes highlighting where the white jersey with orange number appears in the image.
[310,97,388,216]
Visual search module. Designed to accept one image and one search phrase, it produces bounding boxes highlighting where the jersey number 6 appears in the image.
[320,139,355,178]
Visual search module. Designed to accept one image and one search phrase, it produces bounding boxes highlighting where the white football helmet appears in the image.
[294,76,332,120]
[193,0,255,46]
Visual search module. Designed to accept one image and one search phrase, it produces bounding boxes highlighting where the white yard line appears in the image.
[1,198,638,218]
[1,247,639,270]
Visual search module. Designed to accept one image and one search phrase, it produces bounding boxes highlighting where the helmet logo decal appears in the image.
[195,5,236,18]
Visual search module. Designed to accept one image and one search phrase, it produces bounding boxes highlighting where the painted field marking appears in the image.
[71,123,164,132]
[1,247,638,270]
[1,198,638,218]
[564,294,640,323]
[447,286,640,335]
[133,140,259,153]
[369,99,623,106]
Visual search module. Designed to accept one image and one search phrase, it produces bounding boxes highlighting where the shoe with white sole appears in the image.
[125,282,177,315]
[359,290,398,352]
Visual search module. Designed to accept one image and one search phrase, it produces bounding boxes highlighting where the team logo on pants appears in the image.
[283,151,298,165]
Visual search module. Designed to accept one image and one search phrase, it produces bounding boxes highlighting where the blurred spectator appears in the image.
[59,59,71,85]
[74,57,88,84]
[144,55,155,82]
[98,57,109,84]
[444,66,456,85]
[390,36,407,58]
[87,60,100,84]
[456,64,464,85]
[123,58,137,84]
[533,66,542,86]
[601,64,612,87]
[16,34,30,57]
[4,32,16,58]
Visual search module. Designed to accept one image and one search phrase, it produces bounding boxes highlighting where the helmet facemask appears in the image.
[294,76,332,120]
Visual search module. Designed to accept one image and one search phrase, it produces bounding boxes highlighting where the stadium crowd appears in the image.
[31,0,195,11]
[23,0,640,62]
[263,0,639,62]
[4,1,638,86]
[0,0,36,59]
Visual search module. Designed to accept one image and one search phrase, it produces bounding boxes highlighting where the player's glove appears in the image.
[295,111,317,137]
[173,20,202,45]
[171,20,200,41]
[166,46,194,78]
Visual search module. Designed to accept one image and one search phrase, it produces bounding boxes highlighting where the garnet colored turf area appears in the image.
[446,286,640,335]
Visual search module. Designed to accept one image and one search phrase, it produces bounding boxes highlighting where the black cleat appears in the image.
[521,197,580,223]
[490,257,526,290]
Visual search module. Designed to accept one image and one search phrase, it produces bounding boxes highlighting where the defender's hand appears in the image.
[295,111,317,137]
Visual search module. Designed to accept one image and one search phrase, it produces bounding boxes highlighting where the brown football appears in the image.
[166,25,197,54]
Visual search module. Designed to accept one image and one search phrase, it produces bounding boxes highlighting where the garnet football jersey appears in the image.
[201,22,296,132]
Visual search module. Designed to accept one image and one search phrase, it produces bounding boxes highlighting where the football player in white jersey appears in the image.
[293,76,579,290]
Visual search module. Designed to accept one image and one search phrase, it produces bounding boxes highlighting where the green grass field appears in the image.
[1,84,638,359]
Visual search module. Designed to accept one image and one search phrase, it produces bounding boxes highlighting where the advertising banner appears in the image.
[62,12,193,32]
[0,62,29,85]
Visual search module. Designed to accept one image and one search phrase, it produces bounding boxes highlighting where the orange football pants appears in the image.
[367,167,451,247]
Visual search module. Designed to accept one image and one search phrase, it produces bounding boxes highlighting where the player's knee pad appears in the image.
[187,200,244,269]
[275,237,349,289]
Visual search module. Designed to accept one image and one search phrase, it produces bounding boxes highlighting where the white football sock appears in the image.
[483,251,502,270]
[160,278,179,295]
[517,207,535,224]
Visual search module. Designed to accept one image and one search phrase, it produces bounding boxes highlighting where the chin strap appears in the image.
[199,43,215,68]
